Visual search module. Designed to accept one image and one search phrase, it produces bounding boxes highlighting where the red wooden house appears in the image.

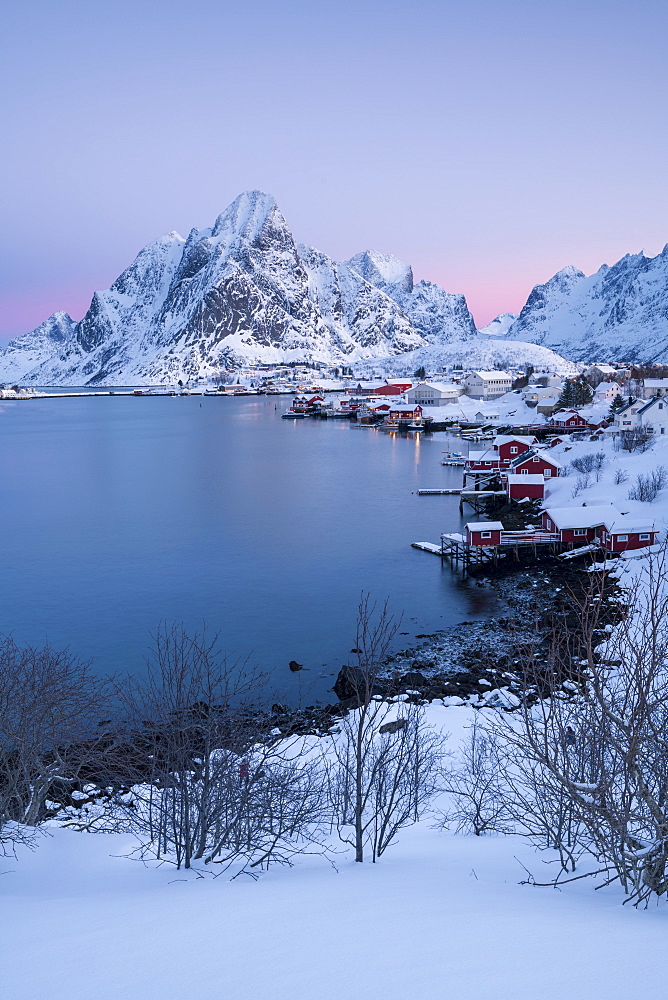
[465,521,504,546]
[600,515,657,552]
[543,506,657,551]
[550,409,589,430]
[373,381,412,395]
[542,506,612,545]
[388,403,422,424]
[506,474,545,501]
[508,449,561,479]
[466,448,501,472]
[492,435,538,467]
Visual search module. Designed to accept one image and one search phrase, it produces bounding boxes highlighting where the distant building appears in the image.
[405,382,463,406]
[463,371,513,400]
[639,379,668,399]
[584,364,617,383]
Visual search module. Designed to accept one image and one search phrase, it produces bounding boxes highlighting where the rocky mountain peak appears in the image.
[346,250,414,296]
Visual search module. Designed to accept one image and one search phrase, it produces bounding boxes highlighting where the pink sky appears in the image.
[1,0,667,343]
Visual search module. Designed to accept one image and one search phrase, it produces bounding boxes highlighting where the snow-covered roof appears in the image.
[506,474,544,484]
[468,371,513,381]
[409,381,459,392]
[544,505,615,529]
[511,449,562,468]
[466,521,504,531]
[636,396,668,415]
[605,513,656,534]
[642,379,668,389]
[493,435,537,446]
[467,449,496,461]
[588,364,616,374]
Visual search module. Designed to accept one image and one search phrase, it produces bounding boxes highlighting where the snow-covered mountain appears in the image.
[478,313,518,337]
[0,194,482,386]
[506,248,668,362]
[346,250,478,344]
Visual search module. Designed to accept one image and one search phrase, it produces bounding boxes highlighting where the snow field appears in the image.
[2,704,667,1000]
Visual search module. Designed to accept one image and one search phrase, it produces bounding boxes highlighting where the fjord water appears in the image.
[0,395,498,702]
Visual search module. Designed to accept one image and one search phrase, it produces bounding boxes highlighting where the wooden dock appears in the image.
[412,529,563,574]
[417,488,462,495]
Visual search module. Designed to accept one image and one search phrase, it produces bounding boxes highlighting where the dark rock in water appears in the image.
[379,719,408,735]
[289,660,303,672]
[333,664,385,703]
[400,670,427,688]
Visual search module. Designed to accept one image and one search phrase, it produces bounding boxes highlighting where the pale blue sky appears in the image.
[1,0,667,339]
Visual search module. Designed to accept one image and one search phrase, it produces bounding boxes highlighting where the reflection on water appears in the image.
[0,395,500,701]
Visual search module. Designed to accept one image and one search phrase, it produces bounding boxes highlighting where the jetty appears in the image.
[417,488,462,496]
[412,527,562,573]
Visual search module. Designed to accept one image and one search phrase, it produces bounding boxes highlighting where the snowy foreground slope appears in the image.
[506,247,668,362]
[3,704,665,1000]
[0,194,489,386]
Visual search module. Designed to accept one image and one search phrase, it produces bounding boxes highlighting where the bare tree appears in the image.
[112,625,327,871]
[492,550,668,905]
[0,637,111,853]
[327,596,447,862]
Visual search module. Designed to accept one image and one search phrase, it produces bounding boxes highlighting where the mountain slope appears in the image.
[346,250,478,344]
[479,313,518,337]
[507,248,668,362]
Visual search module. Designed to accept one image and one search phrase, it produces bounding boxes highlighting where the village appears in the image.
[273,361,668,571]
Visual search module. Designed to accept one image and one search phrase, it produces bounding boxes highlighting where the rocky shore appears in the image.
[330,555,624,713]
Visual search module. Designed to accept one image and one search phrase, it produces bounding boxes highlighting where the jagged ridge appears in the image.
[0,193,478,385]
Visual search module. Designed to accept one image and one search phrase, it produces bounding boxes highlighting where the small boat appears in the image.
[281,410,306,419]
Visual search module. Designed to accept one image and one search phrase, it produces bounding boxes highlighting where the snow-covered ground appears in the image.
[544,433,668,532]
[3,703,667,1000]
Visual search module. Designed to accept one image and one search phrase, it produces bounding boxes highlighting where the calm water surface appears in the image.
[0,395,499,701]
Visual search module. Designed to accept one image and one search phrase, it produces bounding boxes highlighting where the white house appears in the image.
[594,381,621,402]
[405,382,463,406]
[464,371,513,400]
[640,379,668,399]
[614,397,655,432]
[619,396,668,436]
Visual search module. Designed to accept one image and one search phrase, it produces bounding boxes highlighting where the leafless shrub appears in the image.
[613,468,629,485]
[571,473,592,497]
[571,452,606,475]
[0,637,112,853]
[327,596,447,862]
[440,716,512,836]
[111,626,328,872]
[627,465,668,503]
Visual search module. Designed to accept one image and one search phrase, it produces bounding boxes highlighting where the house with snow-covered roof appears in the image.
[507,448,561,479]
[506,474,545,501]
[542,506,657,551]
[405,382,463,406]
[464,371,513,400]
[614,396,668,436]
[639,379,668,399]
